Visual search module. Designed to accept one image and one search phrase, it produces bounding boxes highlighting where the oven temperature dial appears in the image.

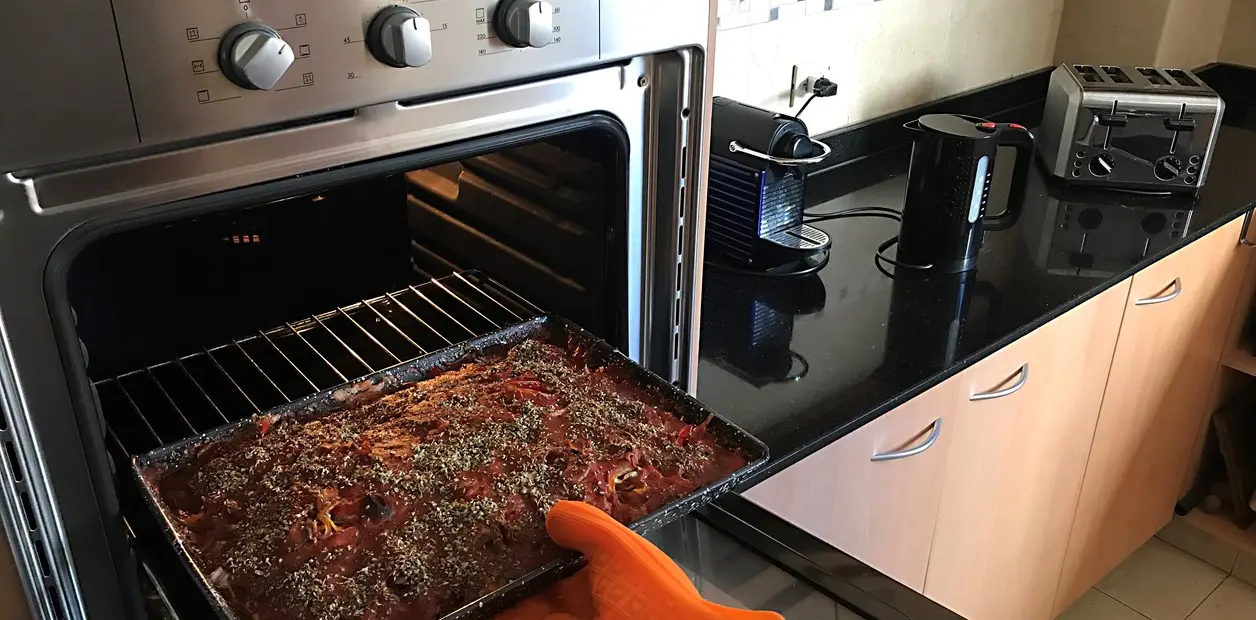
[218,23,294,90]
[495,0,555,48]
[367,6,433,68]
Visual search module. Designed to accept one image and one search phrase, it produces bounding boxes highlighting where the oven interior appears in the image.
[60,121,628,617]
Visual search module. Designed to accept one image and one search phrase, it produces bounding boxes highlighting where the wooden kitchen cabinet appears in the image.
[922,281,1130,620]
[743,374,963,592]
[1054,216,1250,614]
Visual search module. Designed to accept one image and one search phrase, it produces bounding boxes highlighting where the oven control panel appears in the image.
[111,0,599,145]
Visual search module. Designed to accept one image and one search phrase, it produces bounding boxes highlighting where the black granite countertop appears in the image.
[696,123,1256,487]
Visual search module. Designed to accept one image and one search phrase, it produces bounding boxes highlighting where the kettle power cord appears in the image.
[799,206,932,275]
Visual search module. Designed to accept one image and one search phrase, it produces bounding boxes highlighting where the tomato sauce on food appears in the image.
[151,338,746,620]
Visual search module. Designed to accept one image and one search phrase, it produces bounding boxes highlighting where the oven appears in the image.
[0,1,716,617]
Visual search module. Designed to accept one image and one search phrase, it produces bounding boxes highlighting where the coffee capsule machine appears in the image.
[705,97,833,272]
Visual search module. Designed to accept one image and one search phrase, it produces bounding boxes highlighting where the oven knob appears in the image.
[495,0,554,49]
[1155,156,1184,181]
[1088,153,1115,177]
[367,6,433,68]
[218,23,294,90]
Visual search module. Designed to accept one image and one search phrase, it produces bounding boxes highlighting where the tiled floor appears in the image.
[1057,521,1256,620]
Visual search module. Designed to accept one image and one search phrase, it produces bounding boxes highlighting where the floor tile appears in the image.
[1234,552,1256,588]
[1057,588,1149,620]
[1156,517,1239,572]
[1096,538,1227,620]
[1186,577,1256,619]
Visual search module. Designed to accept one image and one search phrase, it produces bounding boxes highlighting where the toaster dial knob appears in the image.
[219,24,294,90]
[495,0,554,48]
[367,6,433,68]
[1089,153,1115,177]
[1155,156,1184,181]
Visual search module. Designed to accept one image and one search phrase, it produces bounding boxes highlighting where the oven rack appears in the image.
[95,270,541,459]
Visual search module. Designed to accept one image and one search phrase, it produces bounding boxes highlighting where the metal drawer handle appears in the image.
[729,139,832,166]
[1241,210,1256,247]
[970,363,1030,402]
[871,418,943,463]
[1134,278,1182,306]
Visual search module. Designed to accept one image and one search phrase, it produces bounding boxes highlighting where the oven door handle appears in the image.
[729,139,832,166]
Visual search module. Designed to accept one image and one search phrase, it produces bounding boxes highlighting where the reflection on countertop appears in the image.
[697,124,1256,486]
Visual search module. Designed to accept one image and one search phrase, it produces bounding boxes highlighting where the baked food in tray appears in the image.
[135,316,765,620]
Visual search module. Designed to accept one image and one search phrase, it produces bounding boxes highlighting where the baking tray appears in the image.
[132,314,769,620]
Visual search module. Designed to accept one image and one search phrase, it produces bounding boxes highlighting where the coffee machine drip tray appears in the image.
[762,224,831,252]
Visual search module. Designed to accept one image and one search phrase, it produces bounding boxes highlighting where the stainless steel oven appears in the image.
[0,1,716,617]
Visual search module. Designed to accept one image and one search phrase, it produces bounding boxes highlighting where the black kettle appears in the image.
[898,114,1035,273]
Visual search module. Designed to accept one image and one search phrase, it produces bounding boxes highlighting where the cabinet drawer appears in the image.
[742,375,961,591]
[923,281,1129,620]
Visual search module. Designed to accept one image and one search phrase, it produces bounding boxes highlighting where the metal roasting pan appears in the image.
[132,314,769,620]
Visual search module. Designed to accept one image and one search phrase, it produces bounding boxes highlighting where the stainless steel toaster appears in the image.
[1039,64,1224,192]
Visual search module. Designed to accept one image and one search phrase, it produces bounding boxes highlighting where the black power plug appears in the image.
[797,77,837,117]
[811,76,838,98]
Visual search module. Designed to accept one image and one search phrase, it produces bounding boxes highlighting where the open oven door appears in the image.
[0,48,708,619]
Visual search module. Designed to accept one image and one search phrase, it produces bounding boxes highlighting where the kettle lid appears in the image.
[917,113,991,139]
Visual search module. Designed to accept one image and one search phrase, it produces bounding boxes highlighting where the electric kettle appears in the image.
[897,114,1036,273]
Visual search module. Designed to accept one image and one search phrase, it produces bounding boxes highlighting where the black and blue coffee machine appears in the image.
[705,97,832,270]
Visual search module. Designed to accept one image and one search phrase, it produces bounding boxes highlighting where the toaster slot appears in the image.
[1074,64,1105,83]
[1101,66,1133,84]
[1164,69,1199,88]
[1138,67,1171,85]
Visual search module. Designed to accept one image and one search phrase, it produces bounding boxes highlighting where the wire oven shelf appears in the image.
[95,270,541,460]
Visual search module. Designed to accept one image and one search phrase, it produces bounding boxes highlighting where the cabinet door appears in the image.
[1055,217,1249,613]
[742,375,962,592]
[922,281,1130,620]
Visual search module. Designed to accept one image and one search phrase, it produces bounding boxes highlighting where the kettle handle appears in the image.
[984,123,1036,231]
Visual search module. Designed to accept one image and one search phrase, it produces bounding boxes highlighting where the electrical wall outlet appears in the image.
[789,63,833,107]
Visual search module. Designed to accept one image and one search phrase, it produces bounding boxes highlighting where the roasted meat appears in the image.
[147,338,746,620]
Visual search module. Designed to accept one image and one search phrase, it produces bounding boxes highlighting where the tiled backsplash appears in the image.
[716,0,881,31]
[715,0,1066,134]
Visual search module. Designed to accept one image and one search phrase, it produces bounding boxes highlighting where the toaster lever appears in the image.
[1098,113,1129,127]
[1165,118,1197,132]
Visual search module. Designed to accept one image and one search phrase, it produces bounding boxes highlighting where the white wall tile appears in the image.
[712,0,1068,134]
[848,0,952,124]
[713,27,753,100]
[942,0,1064,94]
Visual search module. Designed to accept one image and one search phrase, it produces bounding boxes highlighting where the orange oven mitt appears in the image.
[497,501,784,620]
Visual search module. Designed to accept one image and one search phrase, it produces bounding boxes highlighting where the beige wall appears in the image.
[1054,0,1233,69]
[714,0,1065,134]
[1222,0,1256,65]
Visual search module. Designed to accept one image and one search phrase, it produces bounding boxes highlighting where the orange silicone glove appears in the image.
[496,501,784,620]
